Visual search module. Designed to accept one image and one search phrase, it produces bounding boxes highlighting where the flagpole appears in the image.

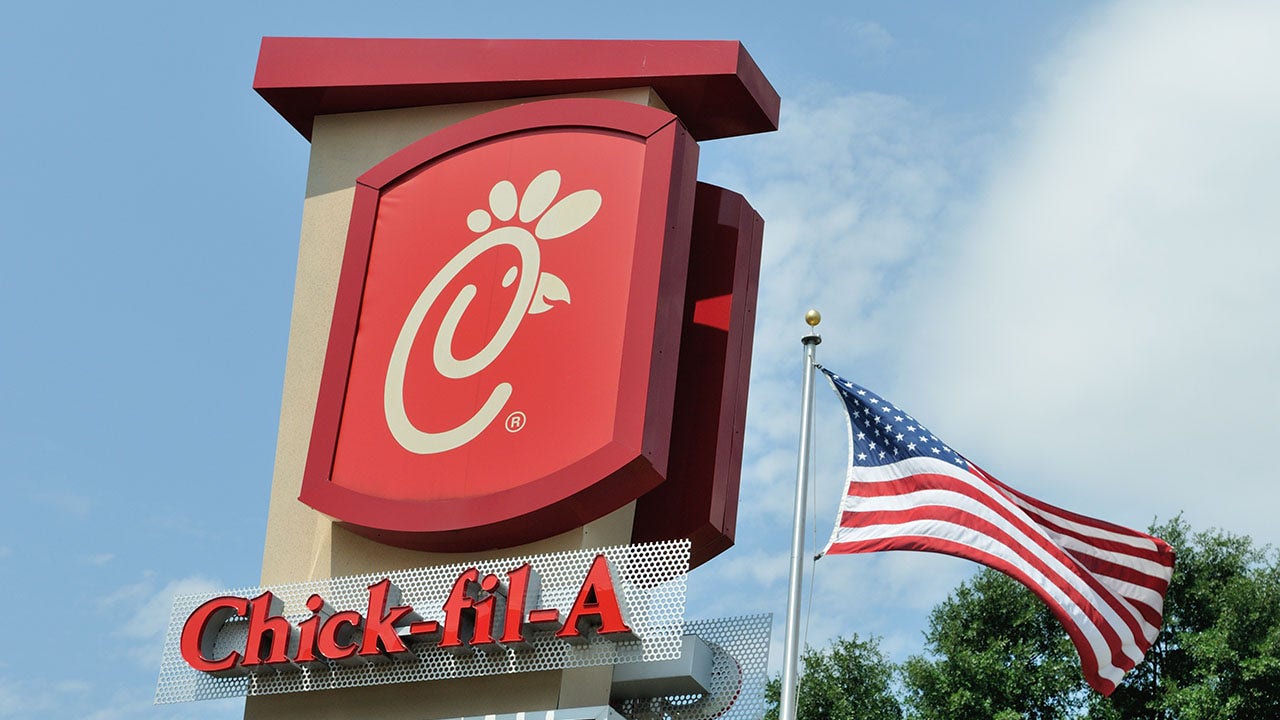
[780,309,822,720]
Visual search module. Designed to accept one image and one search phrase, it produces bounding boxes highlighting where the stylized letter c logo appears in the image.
[384,227,541,454]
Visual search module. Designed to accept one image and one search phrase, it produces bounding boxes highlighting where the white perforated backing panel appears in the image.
[435,705,625,720]
[155,540,689,704]
[612,614,772,720]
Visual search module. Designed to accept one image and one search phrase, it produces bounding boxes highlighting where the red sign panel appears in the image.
[301,99,698,550]
[632,183,763,568]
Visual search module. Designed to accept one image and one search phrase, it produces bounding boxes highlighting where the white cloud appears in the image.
[55,679,92,694]
[78,685,242,720]
[101,572,224,669]
[694,0,1280,671]
[799,551,972,656]
[707,549,791,588]
[31,487,91,517]
[703,87,967,455]
[0,678,92,718]
[702,87,966,503]
[0,579,239,720]
[694,84,978,663]
[842,19,895,59]
[0,670,241,720]
[0,679,51,719]
[0,681,25,718]
[899,0,1280,545]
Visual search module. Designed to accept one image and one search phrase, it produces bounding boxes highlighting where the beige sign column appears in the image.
[246,36,781,719]
[246,87,667,720]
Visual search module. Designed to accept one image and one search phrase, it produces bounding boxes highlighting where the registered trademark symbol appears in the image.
[505,411,526,432]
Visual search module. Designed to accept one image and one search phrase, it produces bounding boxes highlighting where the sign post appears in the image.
[166,38,780,719]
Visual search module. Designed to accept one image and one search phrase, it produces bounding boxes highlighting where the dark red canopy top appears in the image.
[254,37,780,142]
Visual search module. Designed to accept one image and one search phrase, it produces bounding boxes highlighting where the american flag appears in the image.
[819,367,1175,696]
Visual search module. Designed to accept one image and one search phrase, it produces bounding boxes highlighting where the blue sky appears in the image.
[4,1,1279,717]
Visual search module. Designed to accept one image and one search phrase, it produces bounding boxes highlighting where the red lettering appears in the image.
[470,573,501,647]
[439,568,478,650]
[294,594,332,666]
[241,591,295,667]
[526,608,562,626]
[556,555,634,643]
[318,611,363,661]
[179,554,640,675]
[501,563,537,644]
[359,579,414,659]
[180,595,248,675]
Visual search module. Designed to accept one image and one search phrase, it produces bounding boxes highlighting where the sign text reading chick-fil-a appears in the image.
[383,170,602,454]
[180,554,634,676]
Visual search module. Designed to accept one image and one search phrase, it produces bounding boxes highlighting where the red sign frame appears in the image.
[300,98,698,550]
[632,183,763,567]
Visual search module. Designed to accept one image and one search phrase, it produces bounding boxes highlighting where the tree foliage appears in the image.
[1094,518,1280,719]
[901,517,1280,719]
[765,635,902,720]
[900,568,1086,719]
[766,518,1280,719]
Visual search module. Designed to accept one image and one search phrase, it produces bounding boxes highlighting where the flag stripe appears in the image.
[982,469,1172,551]
[838,481,1152,652]
[1064,553,1167,614]
[994,485,1173,563]
[818,369,1175,697]
[1036,525,1173,584]
[836,460,1162,643]
[1053,543,1170,604]
[827,527,1126,694]
[848,482,1171,585]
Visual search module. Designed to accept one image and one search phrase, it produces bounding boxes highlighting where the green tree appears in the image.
[765,635,903,720]
[1092,518,1280,719]
[899,569,1086,720]
[899,517,1280,719]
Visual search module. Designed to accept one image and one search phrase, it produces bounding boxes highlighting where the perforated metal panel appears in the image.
[612,614,772,720]
[155,540,689,704]
[435,706,626,720]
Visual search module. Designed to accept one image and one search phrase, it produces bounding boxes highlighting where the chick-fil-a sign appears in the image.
[382,168,601,455]
[301,99,698,550]
[156,540,689,704]
[182,555,632,676]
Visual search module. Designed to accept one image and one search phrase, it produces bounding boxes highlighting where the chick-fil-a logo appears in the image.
[301,99,695,551]
[384,170,602,454]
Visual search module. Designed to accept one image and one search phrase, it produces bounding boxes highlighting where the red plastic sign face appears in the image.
[301,99,698,550]
[339,131,642,499]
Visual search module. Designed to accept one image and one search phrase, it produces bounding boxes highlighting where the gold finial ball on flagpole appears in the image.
[805,309,822,327]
